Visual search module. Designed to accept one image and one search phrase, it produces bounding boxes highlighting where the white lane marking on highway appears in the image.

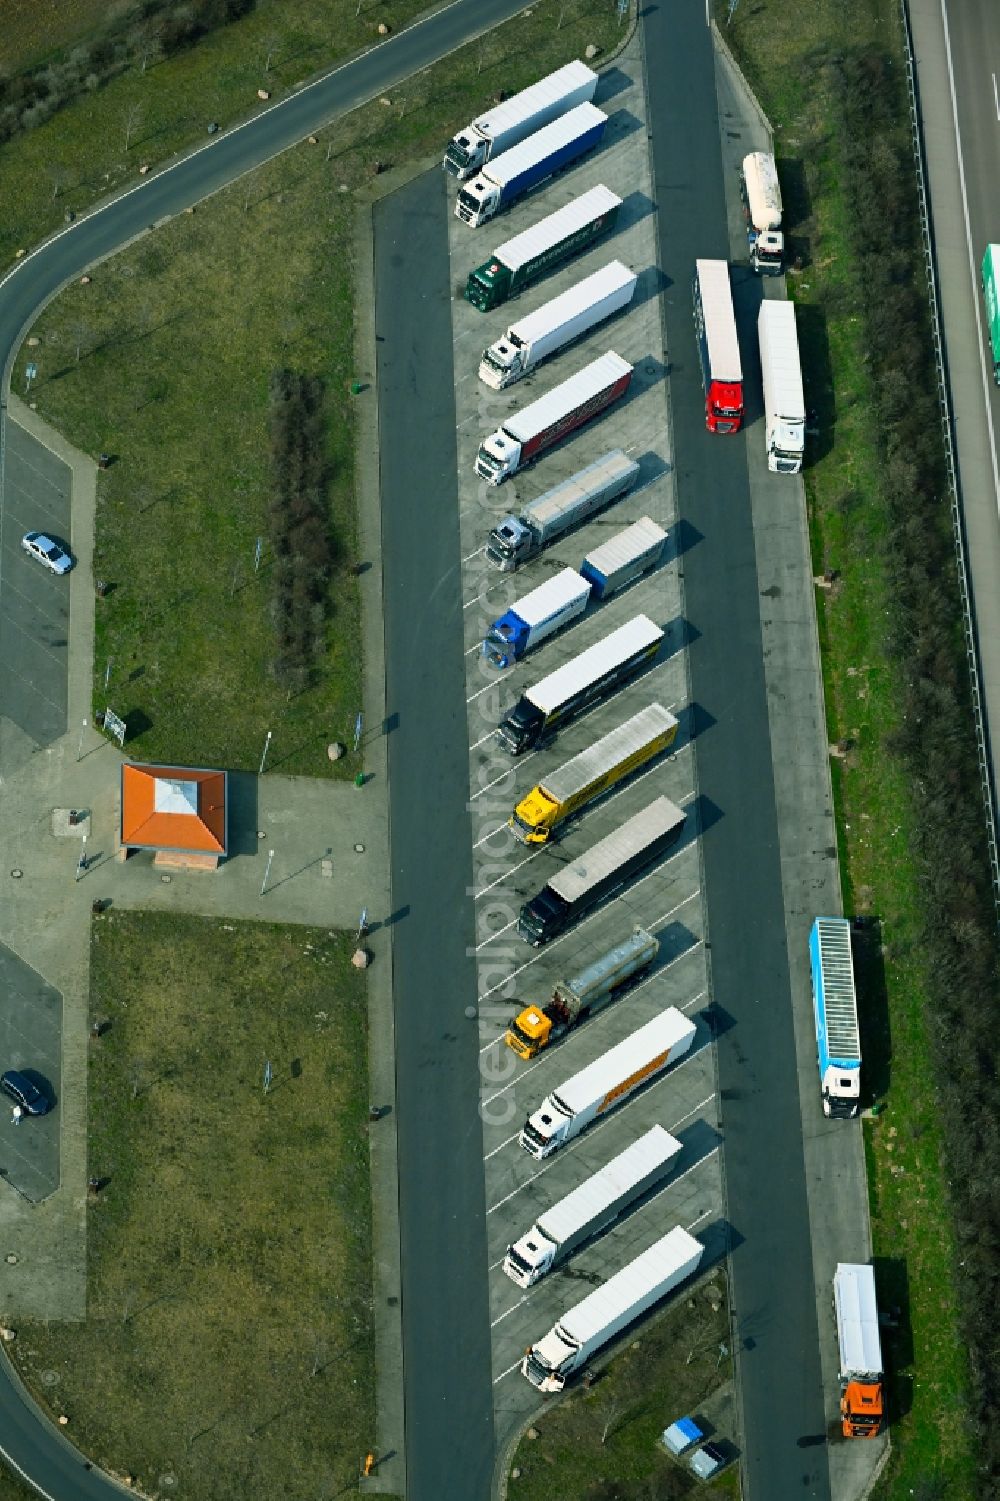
[467,675,506,704]
[490,1299,527,1329]
[484,1090,717,1195]
[474,846,543,899]
[493,1359,522,1386]
[994,72,1000,121]
[469,729,496,750]
[463,593,483,610]
[474,822,509,850]
[466,642,481,657]
[485,1132,521,1160]
[475,857,700,960]
[475,916,517,951]
[939,0,1000,517]
[463,545,486,563]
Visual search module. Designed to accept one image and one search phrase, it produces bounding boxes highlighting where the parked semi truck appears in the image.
[522,1226,704,1390]
[503,1124,681,1286]
[517,797,685,946]
[476,351,632,484]
[466,185,623,312]
[444,61,597,180]
[693,259,743,433]
[581,516,667,600]
[982,245,1000,385]
[497,615,664,755]
[510,702,677,844]
[741,151,784,275]
[520,1006,696,1158]
[758,300,805,473]
[834,1263,884,1438]
[506,927,659,1059]
[479,261,637,389]
[486,449,639,570]
[809,916,862,1118]
[456,103,607,228]
[482,568,590,669]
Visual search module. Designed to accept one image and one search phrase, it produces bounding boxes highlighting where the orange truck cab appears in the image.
[834,1263,885,1439]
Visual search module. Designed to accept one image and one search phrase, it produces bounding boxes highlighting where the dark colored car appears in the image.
[0,1070,50,1116]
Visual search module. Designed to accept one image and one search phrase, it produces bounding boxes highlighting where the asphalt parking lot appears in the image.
[447,49,726,1443]
[0,422,72,749]
[0,942,61,1202]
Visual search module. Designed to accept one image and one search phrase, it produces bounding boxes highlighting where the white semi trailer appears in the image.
[504,1125,682,1287]
[522,1226,704,1390]
[478,261,637,389]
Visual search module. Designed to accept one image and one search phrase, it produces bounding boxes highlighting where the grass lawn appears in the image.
[506,1270,738,1501]
[714,0,976,1495]
[0,1466,37,1501]
[14,0,623,776]
[1,0,117,71]
[10,911,373,1501]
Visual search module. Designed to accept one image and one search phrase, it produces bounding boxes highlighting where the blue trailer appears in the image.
[809,917,862,1118]
[482,567,590,669]
[456,103,608,228]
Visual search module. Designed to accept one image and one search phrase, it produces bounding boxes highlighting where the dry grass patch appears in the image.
[10,911,373,1501]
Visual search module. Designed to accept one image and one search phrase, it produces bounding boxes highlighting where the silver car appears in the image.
[21,531,73,575]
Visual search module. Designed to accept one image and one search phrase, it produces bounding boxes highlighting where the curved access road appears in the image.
[0,2,541,1496]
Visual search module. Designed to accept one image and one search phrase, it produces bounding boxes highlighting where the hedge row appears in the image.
[0,0,256,147]
[833,47,1000,1476]
[266,369,335,690]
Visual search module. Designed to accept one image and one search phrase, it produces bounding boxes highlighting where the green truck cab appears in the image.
[465,184,622,312]
[982,245,1000,385]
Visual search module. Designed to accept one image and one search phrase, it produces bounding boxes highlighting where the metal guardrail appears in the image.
[899,0,1000,911]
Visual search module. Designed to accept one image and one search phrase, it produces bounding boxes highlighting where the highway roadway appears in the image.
[916,0,1000,864]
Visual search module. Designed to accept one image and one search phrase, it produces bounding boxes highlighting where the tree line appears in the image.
[833,46,1000,1478]
[0,0,256,147]
[266,369,336,692]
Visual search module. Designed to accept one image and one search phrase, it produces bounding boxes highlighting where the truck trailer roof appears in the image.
[834,1263,883,1378]
[502,350,632,444]
[493,185,622,273]
[526,615,664,716]
[557,1225,703,1345]
[506,568,591,630]
[547,796,685,904]
[522,449,639,530]
[695,259,742,383]
[537,1125,681,1246]
[742,150,782,230]
[554,1006,695,1116]
[480,102,607,191]
[560,926,658,1005]
[470,60,597,141]
[541,700,676,803]
[582,516,667,580]
[812,917,860,1057]
[758,301,805,418]
[503,261,636,347]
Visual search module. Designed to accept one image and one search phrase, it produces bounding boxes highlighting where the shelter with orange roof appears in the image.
[119,763,228,870]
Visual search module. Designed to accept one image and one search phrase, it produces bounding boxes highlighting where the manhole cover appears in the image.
[354,843,365,853]
[10,869,22,879]
[464,1006,477,1019]
[160,874,172,884]
[5,1254,17,1266]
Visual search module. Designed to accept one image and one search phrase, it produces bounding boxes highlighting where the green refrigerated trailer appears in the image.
[982,245,1000,385]
[465,185,622,311]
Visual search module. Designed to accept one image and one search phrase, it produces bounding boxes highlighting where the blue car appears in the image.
[0,1070,50,1116]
